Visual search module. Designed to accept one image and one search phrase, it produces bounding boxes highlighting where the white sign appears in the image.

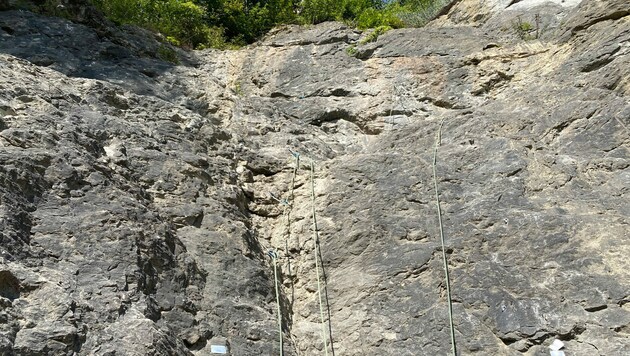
[210,345,228,354]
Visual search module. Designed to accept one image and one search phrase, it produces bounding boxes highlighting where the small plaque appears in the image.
[210,345,228,354]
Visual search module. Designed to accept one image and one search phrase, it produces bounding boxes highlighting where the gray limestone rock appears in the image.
[0,0,629,355]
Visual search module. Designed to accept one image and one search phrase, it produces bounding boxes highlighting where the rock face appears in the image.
[0,0,629,355]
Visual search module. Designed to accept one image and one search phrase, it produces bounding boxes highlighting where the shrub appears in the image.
[300,0,344,24]
[356,7,403,29]
[85,0,451,49]
[359,25,391,44]
[394,0,452,27]
[346,44,358,56]
[512,15,538,40]
[90,0,222,48]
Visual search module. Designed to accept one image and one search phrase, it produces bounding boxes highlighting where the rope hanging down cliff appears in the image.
[268,153,332,355]
[269,250,283,355]
[267,150,301,356]
[310,160,331,356]
[432,119,457,356]
[286,150,303,356]
[287,150,300,276]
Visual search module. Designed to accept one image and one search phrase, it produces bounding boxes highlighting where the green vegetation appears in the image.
[346,44,358,56]
[90,0,223,48]
[395,0,452,27]
[512,14,542,41]
[85,0,452,49]
[359,25,392,44]
[232,81,243,96]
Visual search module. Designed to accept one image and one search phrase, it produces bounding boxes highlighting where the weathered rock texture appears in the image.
[0,0,629,355]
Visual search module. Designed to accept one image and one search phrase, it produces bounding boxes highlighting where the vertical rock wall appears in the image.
[0,0,628,355]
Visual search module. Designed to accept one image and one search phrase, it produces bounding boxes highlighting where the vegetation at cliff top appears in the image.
[88,0,451,49]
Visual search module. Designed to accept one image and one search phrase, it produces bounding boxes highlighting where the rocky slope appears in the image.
[0,0,629,355]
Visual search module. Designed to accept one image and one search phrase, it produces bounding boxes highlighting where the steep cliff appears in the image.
[0,0,628,355]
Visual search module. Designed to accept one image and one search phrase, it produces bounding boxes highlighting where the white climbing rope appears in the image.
[270,150,302,356]
[268,152,330,355]
[286,150,300,275]
[310,160,330,356]
[269,250,283,356]
[432,119,457,356]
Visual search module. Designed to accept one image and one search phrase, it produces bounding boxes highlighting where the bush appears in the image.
[394,0,452,27]
[356,7,403,29]
[90,0,223,48]
[346,44,358,56]
[299,0,392,26]
[86,0,450,49]
[15,0,455,48]
[300,0,344,24]
[359,25,391,44]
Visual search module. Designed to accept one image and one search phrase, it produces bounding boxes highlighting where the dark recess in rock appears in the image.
[0,271,20,300]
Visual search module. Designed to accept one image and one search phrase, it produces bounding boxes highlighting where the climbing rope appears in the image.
[269,250,283,356]
[310,160,330,356]
[286,150,300,274]
[269,150,302,356]
[285,150,301,355]
[432,119,457,356]
[268,152,330,355]
[288,149,300,203]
